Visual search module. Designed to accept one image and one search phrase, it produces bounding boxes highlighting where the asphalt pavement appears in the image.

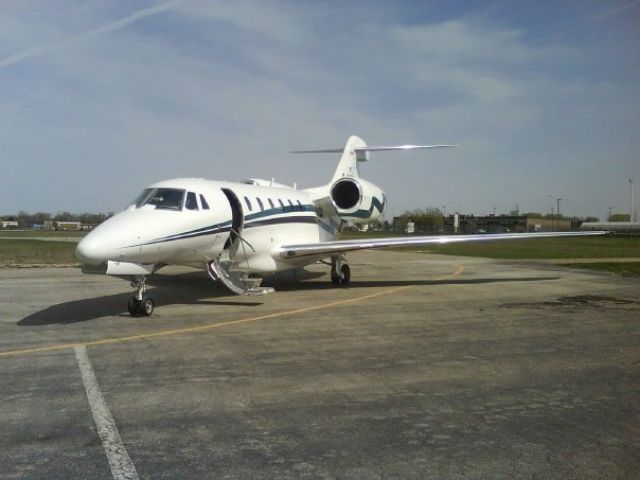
[1,250,638,479]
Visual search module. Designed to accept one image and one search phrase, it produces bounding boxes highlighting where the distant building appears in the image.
[405,221,415,234]
[55,221,82,231]
[1,220,18,229]
[444,215,572,234]
[392,214,576,234]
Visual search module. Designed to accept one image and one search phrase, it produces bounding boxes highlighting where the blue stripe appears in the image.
[130,206,317,247]
[339,195,386,219]
[245,204,315,221]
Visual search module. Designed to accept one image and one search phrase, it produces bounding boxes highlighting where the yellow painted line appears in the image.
[0,265,464,358]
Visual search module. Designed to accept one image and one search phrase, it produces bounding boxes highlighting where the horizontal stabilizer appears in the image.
[295,135,456,183]
[291,144,455,154]
[355,144,455,152]
[290,148,344,154]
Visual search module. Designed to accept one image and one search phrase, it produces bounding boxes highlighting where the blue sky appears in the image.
[1,0,638,219]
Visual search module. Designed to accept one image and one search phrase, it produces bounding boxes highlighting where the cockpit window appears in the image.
[185,192,198,210]
[134,188,154,208]
[138,188,185,210]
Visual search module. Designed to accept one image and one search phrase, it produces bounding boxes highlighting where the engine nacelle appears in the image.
[330,177,386,223]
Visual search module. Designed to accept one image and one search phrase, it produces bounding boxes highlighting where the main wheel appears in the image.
[141,297,154,317]
[128,297,141,317]
[339,264,351,285]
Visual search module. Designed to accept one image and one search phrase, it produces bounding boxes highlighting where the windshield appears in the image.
[137,188,185,211]
[134,188,154,208]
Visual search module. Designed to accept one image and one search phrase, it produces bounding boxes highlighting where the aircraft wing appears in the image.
[279,230,608,259]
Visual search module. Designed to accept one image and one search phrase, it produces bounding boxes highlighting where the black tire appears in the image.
[339,264,351,285]
[141,298,154,317]
[128,297,141,317]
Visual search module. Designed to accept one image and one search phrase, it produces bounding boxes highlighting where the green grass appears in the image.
[563,262,640,277]
[426,236,640,259]
[0,230,85,238]
[340,231,640,259]
[0,239,78,266]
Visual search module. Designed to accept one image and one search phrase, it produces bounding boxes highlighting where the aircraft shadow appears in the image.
[18,271,262,326]
[18,272,560,326]
[264,276,562,291]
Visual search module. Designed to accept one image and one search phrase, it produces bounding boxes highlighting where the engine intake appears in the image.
[329,177,386,223]
[331,178,361,210]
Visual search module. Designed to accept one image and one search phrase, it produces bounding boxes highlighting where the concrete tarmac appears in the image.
[0,250,639,479]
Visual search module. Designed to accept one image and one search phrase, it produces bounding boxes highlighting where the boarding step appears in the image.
[207,258,274,296]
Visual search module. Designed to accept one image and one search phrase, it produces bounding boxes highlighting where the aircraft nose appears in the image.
[76,235,107,265]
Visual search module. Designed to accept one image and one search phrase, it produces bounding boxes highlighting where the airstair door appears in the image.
[221,188,244,255]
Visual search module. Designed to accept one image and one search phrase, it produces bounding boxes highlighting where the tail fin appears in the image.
[331,135,367,182]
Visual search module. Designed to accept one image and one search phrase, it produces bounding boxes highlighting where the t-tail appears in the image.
[295,135,454,224]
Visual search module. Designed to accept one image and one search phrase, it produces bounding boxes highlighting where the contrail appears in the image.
[0,0,185,68]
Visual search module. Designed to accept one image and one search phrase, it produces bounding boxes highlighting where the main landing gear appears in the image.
[330,255,351,286]
[128,276,154,317]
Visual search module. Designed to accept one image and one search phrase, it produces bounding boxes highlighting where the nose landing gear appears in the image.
[128,276,154,317]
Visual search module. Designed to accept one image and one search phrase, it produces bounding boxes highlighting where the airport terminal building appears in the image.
[444,214,573,234]
[393,214,574,234]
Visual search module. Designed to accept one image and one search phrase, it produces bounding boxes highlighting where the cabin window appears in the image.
[287,199,294,211]
[256,197,264,211]
[244,196,252,211]
[200,194,210,210]
[268,198,275,209]
[140,188,185,211]
[186,192,198,210]
[278,199,285,210]
[296,200,303,211]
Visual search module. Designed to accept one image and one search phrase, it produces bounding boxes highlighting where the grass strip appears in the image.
[562,262,640,277]
[0,239,77,266]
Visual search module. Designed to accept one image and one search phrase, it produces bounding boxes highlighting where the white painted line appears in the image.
[75,346,139,480]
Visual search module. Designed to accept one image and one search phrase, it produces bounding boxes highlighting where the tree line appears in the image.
[1,211,113,228]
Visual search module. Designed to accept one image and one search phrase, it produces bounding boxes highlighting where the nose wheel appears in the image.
[128,276,154,317]
[127,296,154,317]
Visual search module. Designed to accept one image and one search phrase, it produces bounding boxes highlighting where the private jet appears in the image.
[76,135,606,316]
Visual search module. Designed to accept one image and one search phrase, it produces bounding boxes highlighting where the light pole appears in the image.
[547,195,556,231]
[630,179,635,223]
[556,198,562,230]
[608,206,613,222]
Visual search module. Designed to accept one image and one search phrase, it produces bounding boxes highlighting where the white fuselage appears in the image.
[76,178,341,273]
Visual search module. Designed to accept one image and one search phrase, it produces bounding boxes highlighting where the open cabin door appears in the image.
[207,188,273,296]
[221,187,244,255]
